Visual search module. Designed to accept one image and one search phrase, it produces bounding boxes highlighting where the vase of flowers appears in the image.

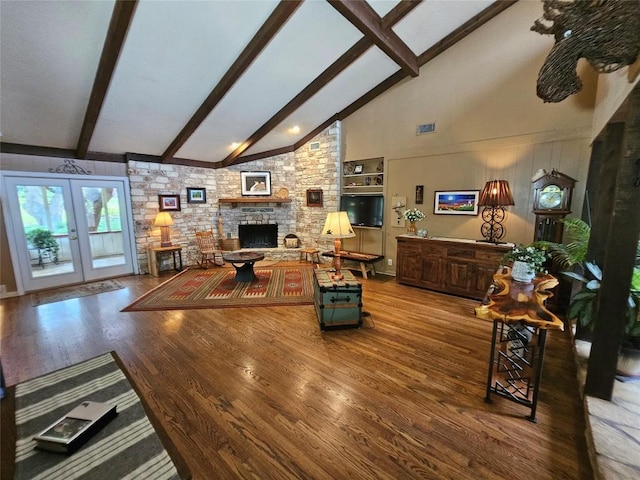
[404,208,425,235]
[503,244,548,283]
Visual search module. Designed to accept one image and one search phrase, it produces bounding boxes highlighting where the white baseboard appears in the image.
[0,285,19,299]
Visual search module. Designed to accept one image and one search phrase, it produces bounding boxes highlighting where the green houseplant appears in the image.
[538,217,591,270]
[26,228,60,264]
[502,243,548,282]
[546,218,640,375]
[565,260,640,375]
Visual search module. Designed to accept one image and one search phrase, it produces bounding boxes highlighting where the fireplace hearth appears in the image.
[239,224,278,248]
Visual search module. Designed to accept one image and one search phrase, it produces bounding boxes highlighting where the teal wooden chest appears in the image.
[313,268,363,330]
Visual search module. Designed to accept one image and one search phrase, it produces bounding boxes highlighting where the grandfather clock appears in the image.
[532,169,576,243]
[532,170,576,313]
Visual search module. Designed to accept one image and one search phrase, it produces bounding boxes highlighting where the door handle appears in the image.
[70,236,78,240]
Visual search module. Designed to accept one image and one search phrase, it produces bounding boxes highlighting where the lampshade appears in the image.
[321,211,355,239]
[154,211,174,227]
[154,212,174,247]
[478,180,515,207]
[321,211,355,280]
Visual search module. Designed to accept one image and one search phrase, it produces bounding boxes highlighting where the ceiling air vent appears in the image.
[416,122,436,135]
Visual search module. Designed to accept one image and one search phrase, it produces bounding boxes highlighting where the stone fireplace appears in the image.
[238,224,278,248]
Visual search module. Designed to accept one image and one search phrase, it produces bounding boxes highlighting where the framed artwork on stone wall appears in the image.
[186,187,206,204]
[241,171,271,196]
[158,194,181,211]
[306,189,323,207]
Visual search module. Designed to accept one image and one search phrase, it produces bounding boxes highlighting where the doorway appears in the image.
[2,173,137,293]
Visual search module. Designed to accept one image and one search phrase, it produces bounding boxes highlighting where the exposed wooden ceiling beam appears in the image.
[77,0,138,159]
[220,0,422,168]
[126,152,217,169]
[294,115,340,151]
[339,0,519,120]
[418,0,519,65]
[328,0,419,77]
[216,42,369,168]
[1,142,127,163]
[160,0,302,163]
[5,1,515,171]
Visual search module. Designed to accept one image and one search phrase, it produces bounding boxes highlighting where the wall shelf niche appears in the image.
[342,157,384,195]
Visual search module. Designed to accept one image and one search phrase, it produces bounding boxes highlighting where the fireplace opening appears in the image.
[238,224,278,248]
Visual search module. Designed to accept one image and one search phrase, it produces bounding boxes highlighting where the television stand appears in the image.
[321,250,384,279]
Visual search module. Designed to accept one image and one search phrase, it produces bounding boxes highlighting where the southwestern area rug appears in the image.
[122,266,314,311]
[8,352,190,479]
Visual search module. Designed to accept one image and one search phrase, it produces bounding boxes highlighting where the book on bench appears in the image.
[33,401,117,454]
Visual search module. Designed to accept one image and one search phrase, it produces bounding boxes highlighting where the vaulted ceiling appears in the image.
[0,0,518,169]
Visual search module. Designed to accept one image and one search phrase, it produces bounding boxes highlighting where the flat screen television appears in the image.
[340,195,384,228]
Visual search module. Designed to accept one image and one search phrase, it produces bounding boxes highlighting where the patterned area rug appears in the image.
[12,352,189,479]
[31,280,125,307]
[122,266,314,311]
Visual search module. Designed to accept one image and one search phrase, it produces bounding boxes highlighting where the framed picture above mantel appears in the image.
[241,171,271,196]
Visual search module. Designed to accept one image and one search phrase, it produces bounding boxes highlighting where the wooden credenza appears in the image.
[396,235,513,300]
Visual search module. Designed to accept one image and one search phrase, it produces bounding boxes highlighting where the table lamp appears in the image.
[321,211,355,280]
[154,211,174,247]
[477,179,514,244]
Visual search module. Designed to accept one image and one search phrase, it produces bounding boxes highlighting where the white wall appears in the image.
[341,1,597,274]
[591,61,640,140]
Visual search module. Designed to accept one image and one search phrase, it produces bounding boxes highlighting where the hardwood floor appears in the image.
[0,266,593,479]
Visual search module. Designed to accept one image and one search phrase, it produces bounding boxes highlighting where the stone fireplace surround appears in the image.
[127,121,340,271]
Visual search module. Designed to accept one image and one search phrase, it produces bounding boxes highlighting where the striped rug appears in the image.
[122,266,314,311]
[13,352,189,479]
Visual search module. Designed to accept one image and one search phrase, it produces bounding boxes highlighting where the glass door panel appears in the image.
[4,177,83,291]
[3,175,135,292]
[71,179,133,281]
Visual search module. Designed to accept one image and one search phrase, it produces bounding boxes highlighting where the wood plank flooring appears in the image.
[0,265,593,479]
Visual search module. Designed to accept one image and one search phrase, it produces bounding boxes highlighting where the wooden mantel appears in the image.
[218,197,292,207]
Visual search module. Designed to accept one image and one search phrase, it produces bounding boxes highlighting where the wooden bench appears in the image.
[321,250,384,279]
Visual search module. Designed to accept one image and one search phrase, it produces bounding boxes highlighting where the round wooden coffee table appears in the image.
[222,251,265,282]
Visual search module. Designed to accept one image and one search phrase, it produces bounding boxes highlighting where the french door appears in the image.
[2,174,136,292]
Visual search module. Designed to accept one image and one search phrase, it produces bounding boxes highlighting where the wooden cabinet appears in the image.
[396,236,512,300]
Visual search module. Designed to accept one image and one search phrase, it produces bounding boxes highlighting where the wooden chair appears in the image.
[194,230,224,268]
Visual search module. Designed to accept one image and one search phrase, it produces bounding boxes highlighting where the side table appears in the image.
[475,267,564,422]
[321,250,384,279]
[147,245,183,277]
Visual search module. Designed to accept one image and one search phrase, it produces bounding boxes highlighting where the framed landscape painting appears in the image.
[434,190,479,215]
[158,194,181,212]
[186,187,206,204]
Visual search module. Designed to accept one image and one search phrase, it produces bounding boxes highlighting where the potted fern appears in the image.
[544,218,640,376]
[566,260,640,376]
[26,228,60,264]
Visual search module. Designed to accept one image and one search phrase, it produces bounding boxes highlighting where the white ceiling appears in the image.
[0,0,515,168]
